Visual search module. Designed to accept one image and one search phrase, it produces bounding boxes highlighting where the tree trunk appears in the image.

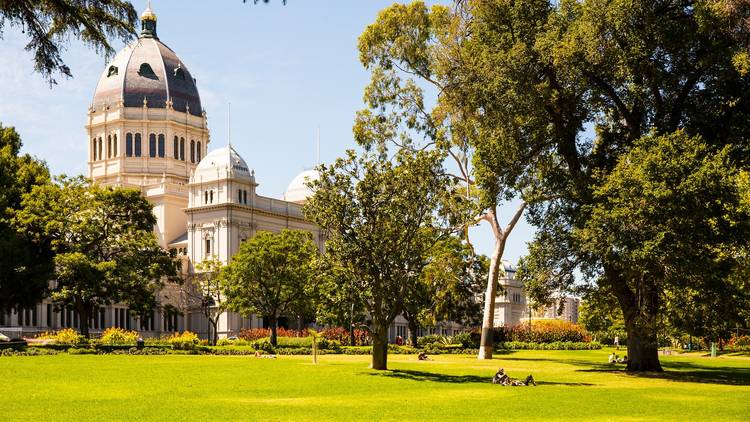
[76,300,91,339]
[408,319,419,347]
[608,266,663,372]
[478,236,504,359]
[270,315,278,346]
[625,322,662,372]
[371,326,389,370]
[209,319,219,346]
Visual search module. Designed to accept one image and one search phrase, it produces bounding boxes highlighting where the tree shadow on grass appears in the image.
[577,361,750,386]
[367,369,488,384]
[366,369,595,386]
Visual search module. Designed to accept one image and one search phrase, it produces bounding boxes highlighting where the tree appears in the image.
[417,0,750,372]
[13,177,179,337]
[0,0,138,84]
[305,149,453,370]
[315,259,367,346]
[402,236,487,346]
[222,229,318,346]
[185,257,226,346]
[0,124,52,312]
[356,1,527,360]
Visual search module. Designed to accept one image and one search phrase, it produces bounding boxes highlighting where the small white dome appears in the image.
[284,169,320,203]
[193,145,253,183]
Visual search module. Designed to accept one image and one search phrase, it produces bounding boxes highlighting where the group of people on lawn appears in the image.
[608,352,628,365]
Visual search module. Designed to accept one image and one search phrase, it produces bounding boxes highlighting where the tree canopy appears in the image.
[222,229,318,346]
[305,148,454,370]
[0,124,51,312]
[0,0,138,84]
[13,177,179,337]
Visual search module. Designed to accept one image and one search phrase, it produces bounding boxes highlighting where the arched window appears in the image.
[173,136,179,159]
[107,135,112,159]
[134,133,142,157]
[180,138,185,161]
[205,239,211,256]
[107,65,118,77]
[149,134,156,158]
[204,191,208,204]
[197,142,202,161]
[238,189,242,203]
[92,139,97,161]
[158,134,165,158]
[138,63,156,78]
[112,134,118,157]
[98,137,103,161]
[210,190,214,203]
[190,140,195,163]
[126,134,133,157]
[243,190,248,205]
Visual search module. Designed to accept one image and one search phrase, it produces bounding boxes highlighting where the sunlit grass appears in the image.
[1,349,748,421]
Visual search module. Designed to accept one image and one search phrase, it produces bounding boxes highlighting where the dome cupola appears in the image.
[140,1,158,38]
[91,3,202,116]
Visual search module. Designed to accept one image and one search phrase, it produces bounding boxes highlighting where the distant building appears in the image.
[493,262,529,327]
[539,297,580,324]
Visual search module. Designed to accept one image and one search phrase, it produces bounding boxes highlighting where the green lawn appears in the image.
[1,349,748,421]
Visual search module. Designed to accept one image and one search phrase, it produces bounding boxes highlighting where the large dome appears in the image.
[91,6,202,116]
[284,169,320,204]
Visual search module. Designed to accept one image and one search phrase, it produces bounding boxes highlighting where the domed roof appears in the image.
[284,169,320,203]
[91,6,202,116]
[193,145,253,182]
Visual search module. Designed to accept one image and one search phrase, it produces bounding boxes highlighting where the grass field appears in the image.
[1,349,748,421]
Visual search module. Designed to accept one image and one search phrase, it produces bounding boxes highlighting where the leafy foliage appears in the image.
[0,0,138,84]
[13,176,179,337]
[0,124,51,312]
[222,230,319,346]
[99,327,139,345]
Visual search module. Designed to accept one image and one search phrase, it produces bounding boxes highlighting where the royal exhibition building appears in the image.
[0,6,569,341]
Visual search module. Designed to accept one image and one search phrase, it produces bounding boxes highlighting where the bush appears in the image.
[0,347,60,357]
[320,327,372,346]
[452,332,476,348]
[251,339,275,353]
[495,341,602,350]
[68,347,99,355]
[167,331,199,350]
[38,328,85,345]
[238,328,270,341]
[340,346,372,355]
[417,334,450,348]
[100,327,139,345]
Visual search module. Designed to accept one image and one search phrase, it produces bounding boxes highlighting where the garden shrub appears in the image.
[340,346,372,355]
[495,341,602,350]
[251,339,275,353]
[68,347,99,355]
[167,331,199,350]
[319,327,372,346]
[416,334,450,348]
[100,327,139,345]
[0,347,60,357]
[452,332,476,348]
[37,328,85,345]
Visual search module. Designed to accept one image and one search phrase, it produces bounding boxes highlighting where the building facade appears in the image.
[0,6,322,339]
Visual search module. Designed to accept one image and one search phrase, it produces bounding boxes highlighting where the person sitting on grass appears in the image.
[618,355,628,364]
[608,352,617,364]
[417,351,430,361]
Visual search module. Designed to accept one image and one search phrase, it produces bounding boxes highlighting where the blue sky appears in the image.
[0,0,534,264]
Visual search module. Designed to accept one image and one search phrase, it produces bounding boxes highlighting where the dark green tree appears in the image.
[13,176,179,337]
[0,0,138,84]
[402,236,487,347]
[314,259,367,346]
[221,229,319,346]
[305,149,453,370]
[0,124,52,312]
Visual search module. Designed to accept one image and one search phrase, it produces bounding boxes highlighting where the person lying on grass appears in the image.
[492,368,536,386]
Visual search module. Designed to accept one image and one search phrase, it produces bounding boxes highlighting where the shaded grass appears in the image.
[0,350,748,421]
